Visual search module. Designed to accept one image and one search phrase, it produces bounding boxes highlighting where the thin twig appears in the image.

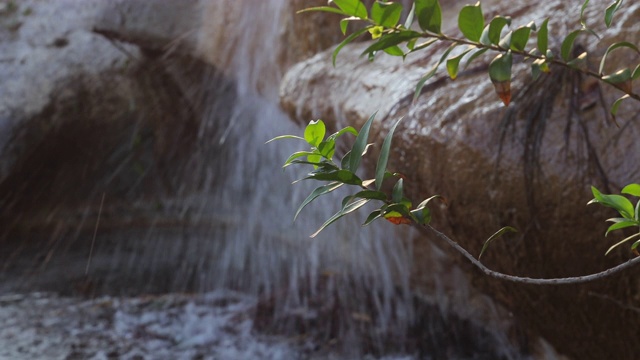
[421,224,640,285]
[85,193,105,275]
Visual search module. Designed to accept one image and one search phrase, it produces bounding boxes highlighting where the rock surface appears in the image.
[280,1,640,359]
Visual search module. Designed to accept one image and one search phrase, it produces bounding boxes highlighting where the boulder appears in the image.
[279,1,640,358]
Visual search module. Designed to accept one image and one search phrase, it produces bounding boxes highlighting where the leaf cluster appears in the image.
[302,0,640,117]
[268,114,437,237]
[589,185,640,255]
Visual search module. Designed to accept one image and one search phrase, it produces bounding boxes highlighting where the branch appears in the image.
[421,224,640,285]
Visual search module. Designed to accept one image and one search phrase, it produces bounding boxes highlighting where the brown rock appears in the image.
[279,1,640,358]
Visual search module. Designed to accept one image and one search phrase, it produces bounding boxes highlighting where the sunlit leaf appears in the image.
[478,226,518,260]
[371,1,403,27]
[332,0,368,19]
[589,186,635,219]
[375,117,403,190]
[605,220,639,236]
[327,126,358,141]
[622,184,640,197]
[265,134,305,144]
[610,94,629,124]
[415,0,442,33]
[283,151,317,168]
[632,64,640,80]
[510,22,535,51]
[488,16,511,45]
[458,2,484,42]
[304,120,326,147]
[446,47,473,80]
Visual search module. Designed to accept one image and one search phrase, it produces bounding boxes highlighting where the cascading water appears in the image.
[0,0,562,358]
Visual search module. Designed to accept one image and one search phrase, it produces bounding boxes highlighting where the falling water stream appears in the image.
[0,0,561,358]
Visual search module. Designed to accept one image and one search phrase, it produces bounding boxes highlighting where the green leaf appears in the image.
[410,206,431,225]
[375,117,403,190]
[265,135,305,144]
[537,18,549,55]
[311,198,370,237]
[339,17,360,35]
[446,48,473,80]
[318,140,336,159]
[589,186,635,219]
[404,2,416,29]
[303,169,363,185]
[632,239,640,250]
[610,94,630,121]
[606,220,639,236]
[579,0,590,27]
[307,153,322,168]
[415,0,442,33]
[489,51,512,83]
[561,29,584,61]
[478,226,518,260]
[458,2,484,42]
[605,232,640,256]
[283,151,318,167]
[341,150,352,169]
[363,209,383,226]
[383,45,405,57]
[488,16,511,45]
[349,112,377,173]
[332,0,368,19]
[353,190,388,201]
[413,43,458,102]
[605,0,623,28]
[464,48,488,70]
[599,41,640,75]
[297,6,347,16]
[327,126,358,141]
[602,68,631,85]
[295,182,344,221]
[371,1,403,27]
[392,178,404,203]
[361,30,421,56]
[304,120,326,147]
[510,22,534,51]
[622,184,640,197]
[333,27,370,66]
[632,64,640,80]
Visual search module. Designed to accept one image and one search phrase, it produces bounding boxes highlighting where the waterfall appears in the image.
[0,0,560,357]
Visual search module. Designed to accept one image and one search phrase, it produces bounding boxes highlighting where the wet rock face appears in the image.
[280,0,640,358]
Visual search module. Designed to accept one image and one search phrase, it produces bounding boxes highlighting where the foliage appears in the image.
[589,185,640,255]
[275,0,640,259]
[301,0,640,116]
[269,115,439,238]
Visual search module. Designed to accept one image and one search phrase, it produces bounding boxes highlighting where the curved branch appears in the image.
[421,224,640,285]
